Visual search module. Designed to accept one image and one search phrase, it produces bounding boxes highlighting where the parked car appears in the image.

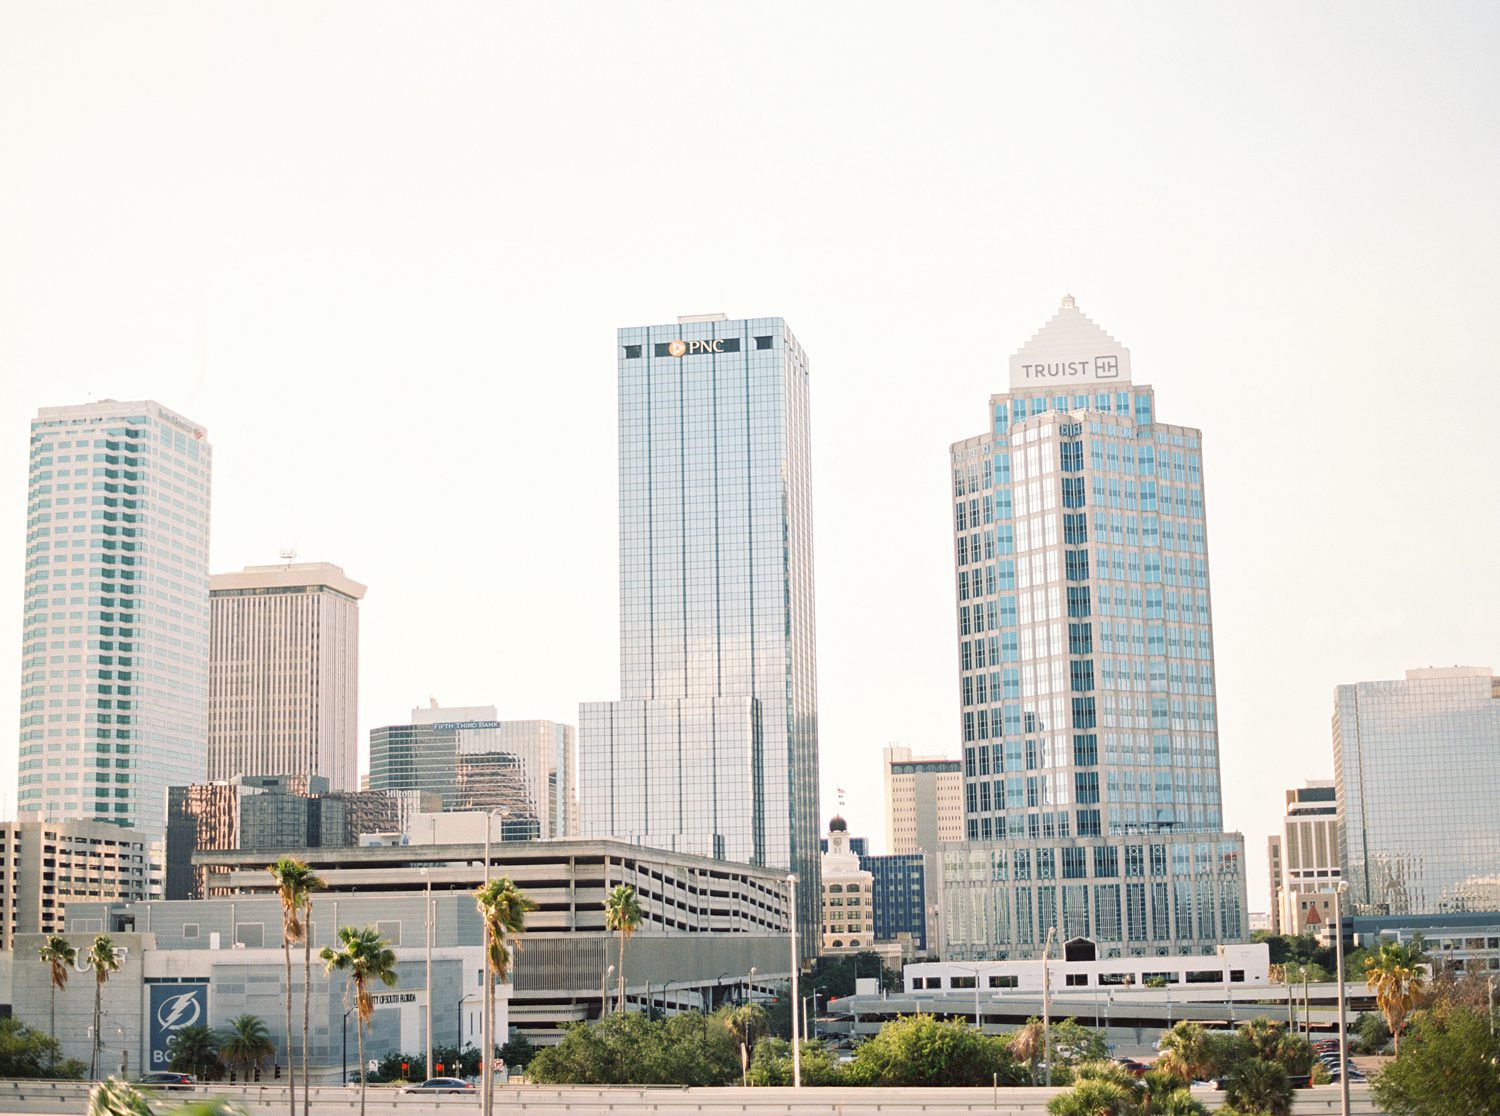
[136,1072,195,1089]
[1114,1058,1149,1078]
[401,1078,473,1095]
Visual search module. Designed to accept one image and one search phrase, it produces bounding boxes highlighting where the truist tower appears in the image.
[943,297,1247,960]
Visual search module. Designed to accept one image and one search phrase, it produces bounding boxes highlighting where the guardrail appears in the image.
[0,1080,1386,1115]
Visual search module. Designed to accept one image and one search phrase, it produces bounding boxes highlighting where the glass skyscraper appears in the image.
[579,314,821,945]
[942,298,1247,960]
[1334,666,1500,916]
[17,400,212,836]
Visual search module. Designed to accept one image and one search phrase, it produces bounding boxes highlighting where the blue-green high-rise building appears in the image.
[942,297,1247,961]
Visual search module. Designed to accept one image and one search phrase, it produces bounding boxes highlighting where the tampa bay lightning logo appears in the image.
[156,991,202,1031]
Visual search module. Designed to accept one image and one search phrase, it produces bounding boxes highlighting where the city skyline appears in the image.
[2,4,1498,910]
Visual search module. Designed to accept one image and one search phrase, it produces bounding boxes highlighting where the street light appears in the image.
[1042,927,1057,1087]
[342,1005,357,1084]
[1333,881,1350,1116]
[787,874,801,1089]
[1217,944,1236,1027]
[421,867,433,1085]
[745,966,757,1004]
[480,808,506,1116]
[602,965,615,1021]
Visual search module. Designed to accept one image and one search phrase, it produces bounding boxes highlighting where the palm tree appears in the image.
[602,885,642,1013]
[85,936,121,1080]
[218,1015,274,1081]
[297,869,325,1116]
[475,876,536,1109]
[38,934,76,1074]
[1046,1078,1137,1116]
[268,857,318,1116]
[1363,940,1426,1054]
[321,926,398,1116]
[1155,1020,1216,1084]
[721,1002,769,1054]
[165,1024,221,1081]
[1008,1018,1045,1083]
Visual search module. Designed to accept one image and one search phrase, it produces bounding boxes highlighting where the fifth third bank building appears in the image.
[942,297,1248,960]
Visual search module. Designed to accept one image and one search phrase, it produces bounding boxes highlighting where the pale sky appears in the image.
[2,3,1497,910]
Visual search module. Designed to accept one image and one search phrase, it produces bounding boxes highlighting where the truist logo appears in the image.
[1019,355,1120,380]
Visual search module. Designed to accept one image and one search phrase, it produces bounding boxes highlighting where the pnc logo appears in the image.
[667,339,728,357]
[155,991,202,1031]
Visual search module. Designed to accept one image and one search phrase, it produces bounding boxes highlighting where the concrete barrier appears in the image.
[0,1080,1385,1115]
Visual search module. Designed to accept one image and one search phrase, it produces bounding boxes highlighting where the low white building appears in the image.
[904,939,1269,993]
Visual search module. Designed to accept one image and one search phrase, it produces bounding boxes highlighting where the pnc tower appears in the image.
[942,298,1247,960]
[579,313,821,947]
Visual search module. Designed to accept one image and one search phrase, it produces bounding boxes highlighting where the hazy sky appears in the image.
[2,3,1497,908]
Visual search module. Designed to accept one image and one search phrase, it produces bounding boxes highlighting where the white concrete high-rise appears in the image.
[208,562,365,790]
[1268,781,1341,935]
[17,400,211,836]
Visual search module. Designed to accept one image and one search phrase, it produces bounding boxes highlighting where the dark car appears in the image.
[401,1078,473,1095]
[136,1072,195,1089]
[1114,1058,1149,1078]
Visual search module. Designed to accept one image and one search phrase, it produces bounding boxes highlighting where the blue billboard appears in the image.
[148,983,209,1070]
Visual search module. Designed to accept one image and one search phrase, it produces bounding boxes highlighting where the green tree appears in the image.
[474,875,536,1092]
[747,1037,843,1086]
[1364,940,1427,1054]
[0,1017,85,1079]
[1156,1021,1215,1084]
[1051,1018,1109,1071]
[1237,1018,1313,1076]
[1353,1010,1392,1053]
[1008,1018,1046,1083]
[166,1024,222,1081]
[37,934,76,1074]
[85,935,121,1080]
[88,1077,241,1116]
[268,857,322,1116]
[497,1034,535,1071]
[527,1011,740,1086]
[718,1002,769,1055]
[1047,1077,1138,1116]
[321,926,397,1116]
[1223,1056,1293,1116]
[843,1014,1022,1087]
[602,885,642,1013]
[218,1015,273,1081]
[1374,1004,1500,1116]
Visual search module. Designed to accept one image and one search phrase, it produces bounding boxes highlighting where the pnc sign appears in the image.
[668,339,728,357]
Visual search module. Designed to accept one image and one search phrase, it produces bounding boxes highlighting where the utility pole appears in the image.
[1042,927,1057,1087]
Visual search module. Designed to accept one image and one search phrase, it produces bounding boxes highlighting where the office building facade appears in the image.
[0,819,155,949]
[208,562,365,790]
[1268,781,1341,935]
[579,315,821,945]
[368,705,575,839]
[943,298,1246,959]
[820,817,875,954]
[1334,666,1500,916]
[861,851,928,955]
[18,400,211,835]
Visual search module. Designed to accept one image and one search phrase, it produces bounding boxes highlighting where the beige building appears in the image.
[0,819,154,949]
[820,816,876,955]
[1269,781,1341,935]
[883,745,963,855]
[208,562,365,790]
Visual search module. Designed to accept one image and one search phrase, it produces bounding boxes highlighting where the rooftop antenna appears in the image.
[278,547,297,567]
[837,787,846,812]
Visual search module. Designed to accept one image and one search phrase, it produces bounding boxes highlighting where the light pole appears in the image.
[480,808,504,1116]
[746,966,757,1003]
[1217,944,1235,1027]
[602,965,614,1020]
[1042,926,1057,1087]
[1334,882,1350,1116]
[342,1005,357,1084]
[1489,976,1496,1037]
[787,874,801,1088]
[422,867,433,1082]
